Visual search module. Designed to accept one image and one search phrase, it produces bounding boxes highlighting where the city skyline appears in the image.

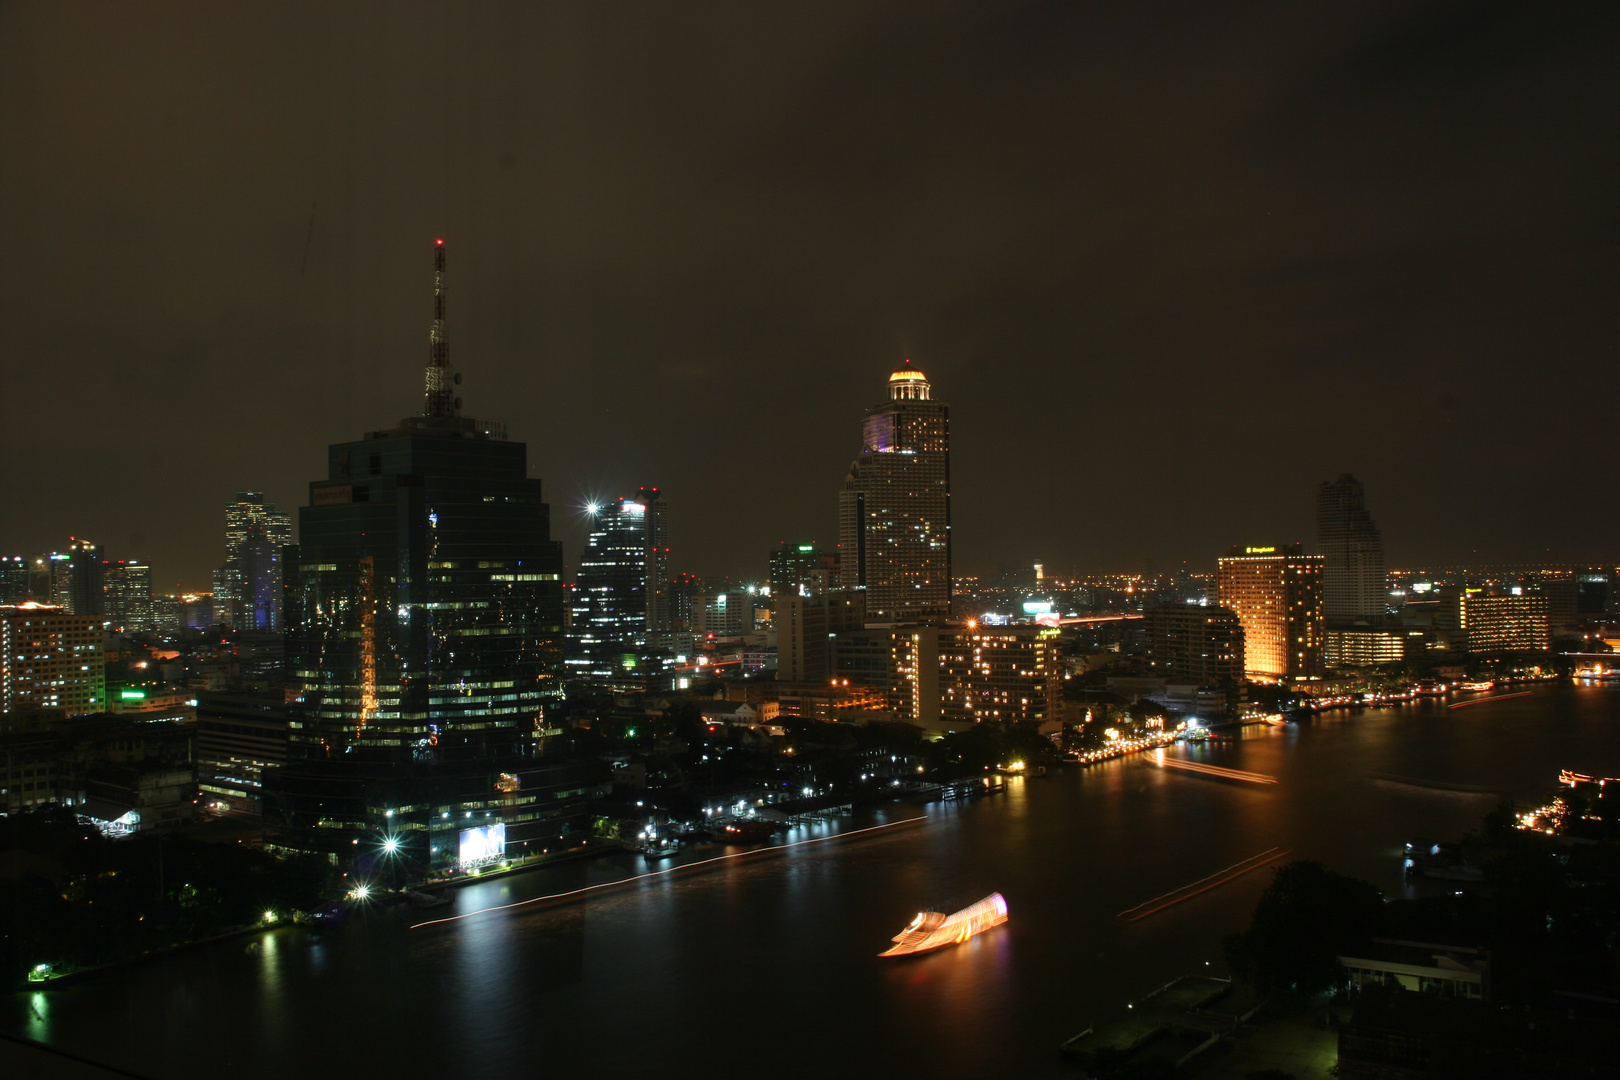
[3,8,1619,1075]
[3,3,1617,586]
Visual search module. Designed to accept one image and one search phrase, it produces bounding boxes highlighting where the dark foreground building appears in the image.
[269,242,580,868]
[283,244,564,763]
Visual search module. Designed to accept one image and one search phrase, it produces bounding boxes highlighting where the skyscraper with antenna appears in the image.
[281,240,563,768]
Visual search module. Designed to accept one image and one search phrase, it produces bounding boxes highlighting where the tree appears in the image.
[1227,860,1383,994]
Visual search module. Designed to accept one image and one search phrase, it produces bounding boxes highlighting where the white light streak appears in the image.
[411,817,925,930]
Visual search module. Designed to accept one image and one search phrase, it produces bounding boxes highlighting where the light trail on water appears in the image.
[1156,757,1279,784]
[1115,847,1290,922]
[410,815,926,930]
[1448,691,1533,710]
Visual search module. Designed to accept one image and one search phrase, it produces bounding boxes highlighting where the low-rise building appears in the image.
[1338,939,1490,1000]
[195,694,290,815]
[0,708,195,827]
[1324,627,1427,667]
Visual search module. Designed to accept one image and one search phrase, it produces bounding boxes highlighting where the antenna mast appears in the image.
[424,239,458,417]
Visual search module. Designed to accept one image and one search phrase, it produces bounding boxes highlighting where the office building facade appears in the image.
[838,363,950,623]
[215,492,294,630]
[1216,544,1324,681]
[103,560,154,633]
[1317,474,1386,626]
[568,489,670,683]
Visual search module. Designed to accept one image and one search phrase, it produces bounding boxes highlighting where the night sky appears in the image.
[3,1,1616,591]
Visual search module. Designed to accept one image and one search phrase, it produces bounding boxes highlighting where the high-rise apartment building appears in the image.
[282,241,564,763]
[1317,474,1386,626]
[1144,603,1245,687]
[838,362,950,623]
[885,624,1061,731]
[939,624,1063,726]
[669,572,703,634]
[102,561,154,633]
[568,489,670,683]
[215,492,293,630]
[1,603,106,715]
[1216,544,1324,681]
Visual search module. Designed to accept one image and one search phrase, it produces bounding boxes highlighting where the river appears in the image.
[7,684,1618,1079]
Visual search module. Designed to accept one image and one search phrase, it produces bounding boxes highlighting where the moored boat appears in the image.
[715,820,776,844]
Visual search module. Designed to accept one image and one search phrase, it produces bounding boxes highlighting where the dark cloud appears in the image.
[2,0,1616,588]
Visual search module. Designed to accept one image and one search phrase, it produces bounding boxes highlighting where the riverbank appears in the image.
[20,918,281,993]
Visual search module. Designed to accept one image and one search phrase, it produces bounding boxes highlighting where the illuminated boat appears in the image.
[879,893,1008,957]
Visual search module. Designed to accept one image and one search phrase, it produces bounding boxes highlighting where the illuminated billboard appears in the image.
[1021,601,1053,615]
[458,822,506,866]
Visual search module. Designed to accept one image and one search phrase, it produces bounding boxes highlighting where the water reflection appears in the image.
[24,991,48,1041]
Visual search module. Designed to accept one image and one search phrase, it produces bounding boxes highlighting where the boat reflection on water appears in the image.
[879,893,1008,957]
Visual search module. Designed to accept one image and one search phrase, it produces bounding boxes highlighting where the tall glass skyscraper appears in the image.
[215,492,293,630]
[838,362,950,623]
[1316,473,1386,626]
[568,488,669,682]
[44,539,103,619]
[283,242,564,763]
[102,560,154,633]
